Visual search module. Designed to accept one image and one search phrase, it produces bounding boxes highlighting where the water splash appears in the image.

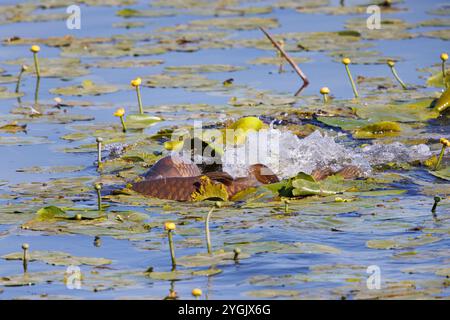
[222,130,431,179]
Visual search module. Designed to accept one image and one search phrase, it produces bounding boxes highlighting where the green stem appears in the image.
[345,65,359,98]
[120,116,127,133]
[390,66,407,90]
[33,53,40,78]
[97,145,102,166]
[205,206,214,254]
[442,61,447,89]
[323,93,328,103]
[136,86,143,114]
[23,248,28,273]
[435,145,447,171]
[168,231,176,268]
[34,76,40,109]
[15,69,24,93]
[96,187,102,211]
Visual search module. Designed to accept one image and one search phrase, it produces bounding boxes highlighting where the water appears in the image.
[0,0,449,299]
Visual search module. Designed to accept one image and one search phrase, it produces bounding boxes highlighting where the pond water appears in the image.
[0,0,449,299]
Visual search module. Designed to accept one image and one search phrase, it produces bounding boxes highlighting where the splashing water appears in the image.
[358,142,432,166]
[222,130,431,179]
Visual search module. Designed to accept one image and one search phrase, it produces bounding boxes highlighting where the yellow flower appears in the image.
[113,108,125,117]
[164,222,176,231]
[440,138,450,147]
[22,243,29,250]
[21,65,29,71]
[164,140,183,151]
[320,87,330,95]
[342,57,351,65]
[30,45,40,53]
[387,59,395,67]
[441,53,449,62]
[191,288,202,297]
[130,77,142,87]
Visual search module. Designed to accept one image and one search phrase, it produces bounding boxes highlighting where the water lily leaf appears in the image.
[367,235,441,249]
[429,167,450,181]
[426,68,450,88]
[345,18,416,40]
[146,270,192,281]
[434,87,450,113]
[353,121,402,139]
[177,250,249,267]
[2,250,112,266]
[87,58,163,69]
[36,206,69,220]
[190,17,279,30]
[0,87,23,99]
[5,57,89,78]
[125,114,163,129]
[0,121,27,133]
[248,55,310,66]
[142,73,219,90]
[0,135,51,145]
[191,176,229,202]
[50,81,120,96]
[16,165,84,174]
[356,99,439,122]
[165,64,245,73]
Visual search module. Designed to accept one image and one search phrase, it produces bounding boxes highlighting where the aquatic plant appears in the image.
[233,248,241,261]
[164,222,177,268]
[277,39,285,73]
[260,27,309,95]
[441,53,448,88]
[94,183,102,211]
[342,58,358,98]
[387,60,407,90]
[192,288,202,299]
[114,108,127,133]
[15,65,28,93]
[96,137,103,168]
[434,87,450,113]
[131,77,144,114]
[282,198,290,213]
[320,87,330,103]
[30,45,41,78]
[205,202,221,254]
[22,243,29,273]
[435,138,449,170]
[431,196,441,213]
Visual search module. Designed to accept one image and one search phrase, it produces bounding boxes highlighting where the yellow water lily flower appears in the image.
[440,137,450,147]
[229,116,263,132]
[342,57,351,65]
[387,59,395,67]
[130,77,142,87]
[441,53,448,62]
[192,288,202,297]
[320,87,330,95]
[164,140,184,151]
[113,108,125,117]
[164,222,176,231]
[30,45,40,53]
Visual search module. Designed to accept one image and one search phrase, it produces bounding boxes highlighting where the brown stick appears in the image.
[259,27,310,96]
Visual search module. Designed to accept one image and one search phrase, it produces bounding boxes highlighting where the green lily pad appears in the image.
[2,250,112,266]
[367,235,441,249]
[50,80,120,96]
[429,167,450,181]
